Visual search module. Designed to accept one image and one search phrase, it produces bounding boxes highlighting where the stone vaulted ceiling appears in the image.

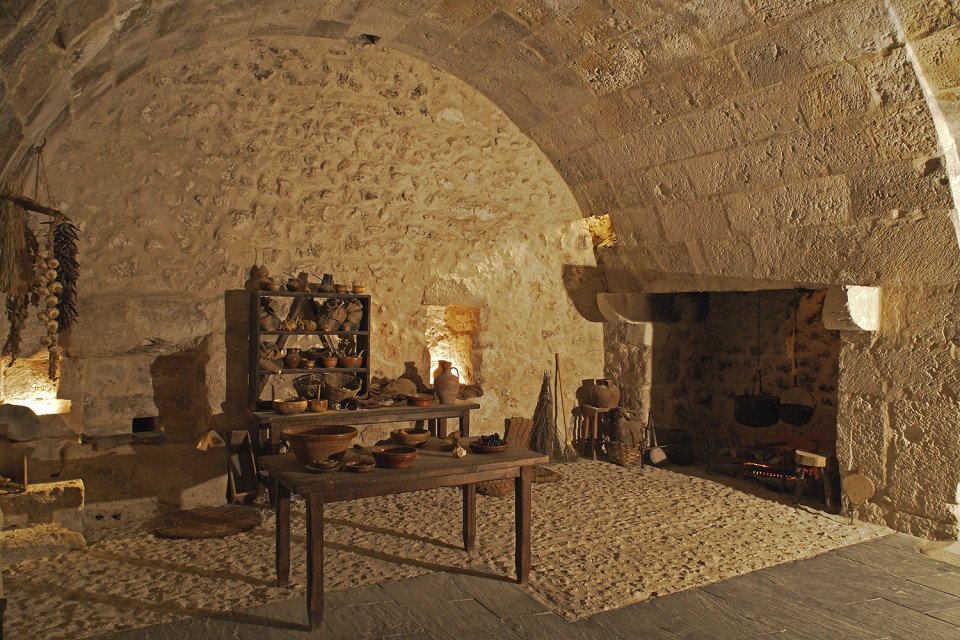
[1,0,960,291]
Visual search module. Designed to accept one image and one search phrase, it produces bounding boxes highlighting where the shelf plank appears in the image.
[255,291,370,299]
[260,331,369,336]
[260,368,368,375]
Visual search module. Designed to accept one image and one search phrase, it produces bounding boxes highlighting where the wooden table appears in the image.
[254,401,480,454]
[260,438,548,630]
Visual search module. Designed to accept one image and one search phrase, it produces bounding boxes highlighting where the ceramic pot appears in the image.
[283,348,301,370]
[589,379,620,408]
[434,360,461,405]
[318,274,335,293]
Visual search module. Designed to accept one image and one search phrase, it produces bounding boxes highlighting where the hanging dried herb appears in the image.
[2,293,29,364]
[52,217,79,333]
[0,189,33,297]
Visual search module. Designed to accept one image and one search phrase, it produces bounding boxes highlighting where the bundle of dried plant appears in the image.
[0,188,33,297]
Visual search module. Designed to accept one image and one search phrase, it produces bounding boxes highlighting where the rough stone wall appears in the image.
[24,38,603,437]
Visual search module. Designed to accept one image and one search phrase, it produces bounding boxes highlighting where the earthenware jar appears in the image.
[283,348,301,370]
[318,274,335,293]
[589,379,620,408]
[434,360,461,405]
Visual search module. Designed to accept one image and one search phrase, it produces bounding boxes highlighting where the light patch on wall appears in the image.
[425,305,481,385]
[2,355,71,415]
[586,214,617,247]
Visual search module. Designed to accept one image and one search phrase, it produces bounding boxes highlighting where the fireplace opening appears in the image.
[650,289,840,500]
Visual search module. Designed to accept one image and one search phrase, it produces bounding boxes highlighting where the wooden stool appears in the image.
[794,449,834,510]
[579,405,618,460]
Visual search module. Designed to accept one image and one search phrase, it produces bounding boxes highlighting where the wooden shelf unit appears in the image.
[248,289,371,411]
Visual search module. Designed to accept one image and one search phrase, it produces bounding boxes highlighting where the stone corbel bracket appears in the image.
[821,286,881,331]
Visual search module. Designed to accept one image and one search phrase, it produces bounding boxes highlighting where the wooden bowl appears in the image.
[371,446,418,469]
[335,284,349,293]
[391,428,430,447]
[406,393,433,407]
[307,399,328,413]
[305,459,340,473]
[346,460,375,473]
[352,284,366,294]
[320,357,338,368]
[468,441,510,454]
[281,425,358,464]
[273,398,307,415]
[338,356,362,368]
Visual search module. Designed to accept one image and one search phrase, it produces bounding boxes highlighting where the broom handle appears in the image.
[555,353,571,444]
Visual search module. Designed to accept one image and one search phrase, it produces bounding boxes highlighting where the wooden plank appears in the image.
[515,465,532,584]
[306,493,324,630]
[274,483,290,586]
[254,401,480,426]
[462,483,476,552]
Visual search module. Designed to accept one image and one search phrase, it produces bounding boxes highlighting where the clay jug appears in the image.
[318,274,335,293]
[589,379,620,408]
[434,360,461,404]
[283,348,301,370]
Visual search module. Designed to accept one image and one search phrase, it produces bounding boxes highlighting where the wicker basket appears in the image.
[607,439,641,466]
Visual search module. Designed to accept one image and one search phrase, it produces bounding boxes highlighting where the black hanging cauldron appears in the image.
[734,372,780,428]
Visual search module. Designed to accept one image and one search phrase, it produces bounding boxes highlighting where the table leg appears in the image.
[793,467,805,506]
[438,417,448,438]
[821,468,834,512]
[515,466,532,584]
[275,483,291,586]
[306,493,325,630]
[462,483,476,552]
[590,415,598,460]
[461,410,471,437]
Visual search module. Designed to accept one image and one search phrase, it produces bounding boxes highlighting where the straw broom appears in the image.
[555,353,578,462]
[531,371,563,460]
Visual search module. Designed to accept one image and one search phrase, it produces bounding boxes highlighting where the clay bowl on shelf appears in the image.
[282,425,358,465]
[307,399,328,413]
[406,393,434,407]
[390,427,431,447]
[338,356,362,368]
[335,284,349,293]
[468,441,510,454]
[320,357,338,368]
[273,398,308,415]
[352,284,366,294]
[371,446,418,469]
[300,359,316,369]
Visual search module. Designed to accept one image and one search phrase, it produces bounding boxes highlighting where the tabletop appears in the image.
[260,437,547,495]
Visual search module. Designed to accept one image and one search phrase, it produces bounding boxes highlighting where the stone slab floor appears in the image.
[92,533,960,640]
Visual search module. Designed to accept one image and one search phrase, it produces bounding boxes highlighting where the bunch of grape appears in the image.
[478,433,504,446]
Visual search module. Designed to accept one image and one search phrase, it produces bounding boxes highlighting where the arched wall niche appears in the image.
[1,0,960,538]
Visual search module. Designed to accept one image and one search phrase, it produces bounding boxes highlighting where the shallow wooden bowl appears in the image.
[282,425,358,465]
[273,398,307,415]
[468,441,510,454]
[390,428,430,447]
[346,461,375,473]
[371,446,418,469]
[406,393,433,407]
